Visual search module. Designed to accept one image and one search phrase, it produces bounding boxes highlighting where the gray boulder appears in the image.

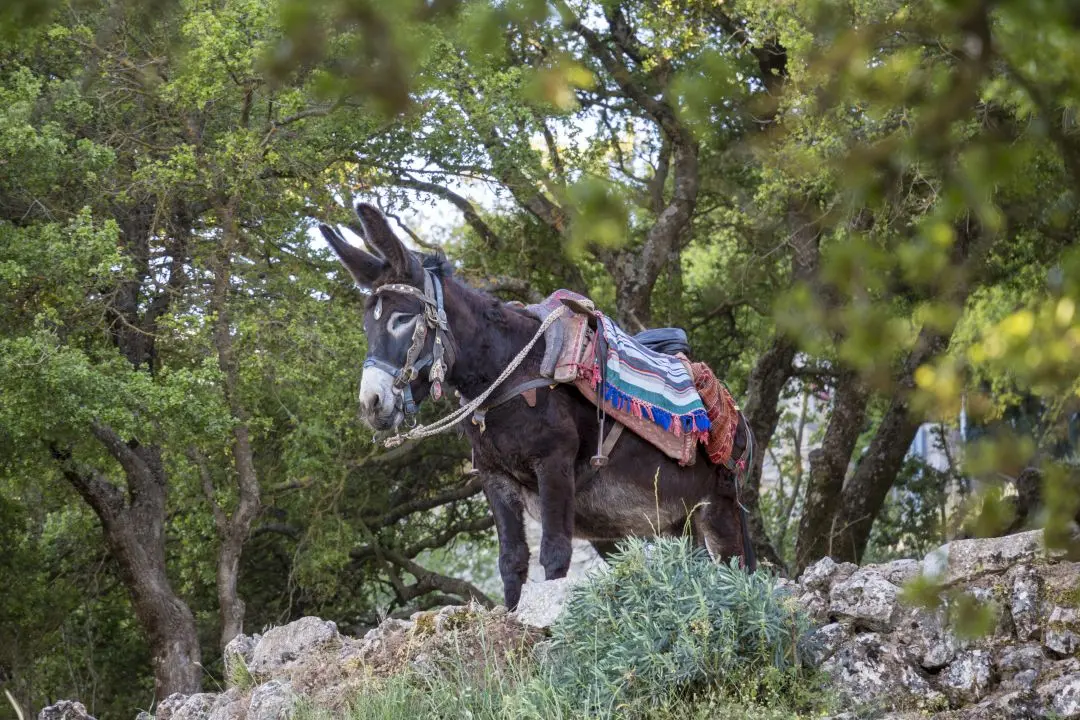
[514,578,577,629]
[804,621,847,666]
[1037,672,1080,719]
[223,632,259,684]
[167,694,217,720]
[897,606,957,671]
[1045,606,1080,658]
[248,680,296,720]
[829,567,901,631]
[940,649,994,705]
[1008,565,1043,641]
[249,617,341,675]
[38,701,96,720]
[922,530,1047,586]
[153,694,189,720]
[996,643,1044,692]
[866,558,921,587]
[799,556,858,593]
[821,632,942,711]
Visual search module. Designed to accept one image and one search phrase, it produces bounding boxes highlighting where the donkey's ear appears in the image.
[319,224,386,287]
[355,203,420,282]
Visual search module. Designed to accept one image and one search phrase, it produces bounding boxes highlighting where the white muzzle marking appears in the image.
[359,365,402,429]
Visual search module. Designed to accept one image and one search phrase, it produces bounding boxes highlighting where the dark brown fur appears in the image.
[321,205,754,609]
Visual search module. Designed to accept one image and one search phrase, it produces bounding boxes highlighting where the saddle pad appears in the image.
[588,314,711,438]
[524,289,709,465]
[572,332,697,465]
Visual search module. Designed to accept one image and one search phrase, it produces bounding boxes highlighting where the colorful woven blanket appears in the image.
[591,313,711,438]
[526,290,711,439]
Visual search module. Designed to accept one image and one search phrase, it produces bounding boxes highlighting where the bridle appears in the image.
[364,269,456,417]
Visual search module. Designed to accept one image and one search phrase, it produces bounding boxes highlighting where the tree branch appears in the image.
[367,474,487,528]
[393,177,506,250]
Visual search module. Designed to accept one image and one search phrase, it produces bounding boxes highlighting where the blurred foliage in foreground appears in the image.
[2,0,1080,714]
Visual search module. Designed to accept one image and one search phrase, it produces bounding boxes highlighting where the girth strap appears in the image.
[470,377,554,433]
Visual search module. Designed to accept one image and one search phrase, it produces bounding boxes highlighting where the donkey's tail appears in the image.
[739,504,757,573]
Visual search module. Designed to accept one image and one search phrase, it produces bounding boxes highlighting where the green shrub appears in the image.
[543,536,813,716]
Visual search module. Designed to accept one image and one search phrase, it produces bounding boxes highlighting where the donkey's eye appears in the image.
[389,313,414,331]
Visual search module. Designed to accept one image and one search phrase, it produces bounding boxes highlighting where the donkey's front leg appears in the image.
[482,473,529,610]
[534,457,575,580]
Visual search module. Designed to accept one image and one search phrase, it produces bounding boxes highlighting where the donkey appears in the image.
[322,204,755,609]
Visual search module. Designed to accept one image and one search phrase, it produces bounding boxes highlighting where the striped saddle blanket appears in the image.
[526,290,714,464]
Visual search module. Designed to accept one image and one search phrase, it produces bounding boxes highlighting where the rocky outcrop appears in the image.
[800,530,1080,718]
[135,602,543,720]
[45,528,1077,720]
[38,701,96,720]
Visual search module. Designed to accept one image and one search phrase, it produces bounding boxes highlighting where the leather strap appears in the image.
[366,268,457,412]
[470,377,553,432]
[601,422,624,457]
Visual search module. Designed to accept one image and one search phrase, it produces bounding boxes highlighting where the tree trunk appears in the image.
[206,211,262,651]
[739,334,798,570]
[59,426,202,698]
[794,373,870,574]
[739,208,821,572]
[828,324,954,563]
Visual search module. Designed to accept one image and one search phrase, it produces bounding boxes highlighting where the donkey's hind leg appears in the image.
[483,474,529,610]
[591,540,621,562]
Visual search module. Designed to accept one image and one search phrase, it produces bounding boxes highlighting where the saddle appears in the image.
[521,291,741,468]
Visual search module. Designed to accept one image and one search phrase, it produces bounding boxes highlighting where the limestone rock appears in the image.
[1036,672,1080,719]
[867,558,921,587]
[250,617,341,675]
[829,568,901,631]
[822,632,941,711]
[948,691,1041,719]
[153,694,189,720]
[224,632,259,684]
[796,589,830,625]
[1008,565,1043,641]
[248,680,296,720]
[514,578,576,629]
[38,701,96,720]
[168,694,217,720]
[996,643,1044,692]
[922,530,1046,586]
[963,585,1014,643]
[1045,606,1080,658]
[897,606,957,670]
[799,556,858,593]
[352,617,412,663]
[941,649,994,705]
[206,689,244,720]
[804,622,847,666]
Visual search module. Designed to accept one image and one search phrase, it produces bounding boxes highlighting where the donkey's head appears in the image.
[321,203,452,432]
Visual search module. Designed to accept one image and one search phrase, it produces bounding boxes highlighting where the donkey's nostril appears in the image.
[370,394,380,410]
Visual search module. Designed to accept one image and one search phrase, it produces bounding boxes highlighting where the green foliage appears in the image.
[4,0,1080,712]
[546,537,815,716]
[864,455,954,564]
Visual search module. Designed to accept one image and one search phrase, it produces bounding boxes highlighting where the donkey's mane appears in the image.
[418,251,454,279]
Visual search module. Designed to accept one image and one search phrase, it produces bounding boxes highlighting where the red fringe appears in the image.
[690,362,740,465]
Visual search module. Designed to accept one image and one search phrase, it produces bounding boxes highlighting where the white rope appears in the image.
[381,305,568,448]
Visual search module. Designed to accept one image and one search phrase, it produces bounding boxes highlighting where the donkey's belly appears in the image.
[519,481,691,542]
